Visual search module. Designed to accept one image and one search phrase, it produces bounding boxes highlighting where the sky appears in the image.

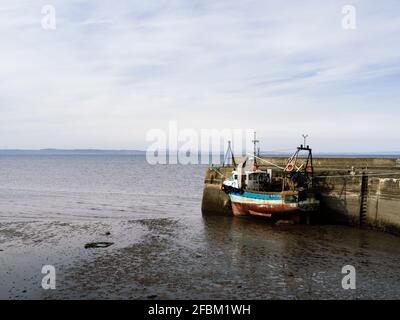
[0,0,399,152]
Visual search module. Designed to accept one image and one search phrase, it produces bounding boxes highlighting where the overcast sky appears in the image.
[0,0,399,152]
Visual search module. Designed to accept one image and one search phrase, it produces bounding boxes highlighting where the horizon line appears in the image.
[1,149,400,156]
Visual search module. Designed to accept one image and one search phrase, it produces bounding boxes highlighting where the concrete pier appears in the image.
[201,157,400,234]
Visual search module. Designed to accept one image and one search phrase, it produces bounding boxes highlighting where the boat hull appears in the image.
[231,202,298,217]
[229,191,318,217]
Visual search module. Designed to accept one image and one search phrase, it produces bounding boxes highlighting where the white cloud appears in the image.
[0,0,399,151]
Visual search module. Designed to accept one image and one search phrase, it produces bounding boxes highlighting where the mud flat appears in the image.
[2,216,400,299]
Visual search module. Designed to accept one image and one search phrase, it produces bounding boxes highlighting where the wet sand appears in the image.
[2,216,400,299]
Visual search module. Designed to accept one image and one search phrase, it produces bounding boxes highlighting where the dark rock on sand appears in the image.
[84,242,114,249]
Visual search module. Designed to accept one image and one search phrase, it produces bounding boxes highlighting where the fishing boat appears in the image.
[221,134,319,218]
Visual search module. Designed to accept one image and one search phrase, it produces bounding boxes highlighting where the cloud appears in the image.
[0,0,399,151]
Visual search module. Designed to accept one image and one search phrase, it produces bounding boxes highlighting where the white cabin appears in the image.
[223,167,272,191]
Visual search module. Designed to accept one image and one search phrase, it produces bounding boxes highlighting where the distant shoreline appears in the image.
[0,149,146,155]
[0,149,399,157]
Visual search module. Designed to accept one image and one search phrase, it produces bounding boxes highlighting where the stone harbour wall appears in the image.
[201,157,400,234]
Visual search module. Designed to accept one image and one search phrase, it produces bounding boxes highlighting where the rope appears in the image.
[215,154,400,179]
[313,172,400,179]
[260,148,296,153]
[210,166,226,178]
[246,153,285,170]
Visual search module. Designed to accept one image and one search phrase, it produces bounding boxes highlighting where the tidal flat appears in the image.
[2,216,400,299]
[1,155,400,299]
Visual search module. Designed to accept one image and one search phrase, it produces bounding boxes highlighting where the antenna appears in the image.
[302,134,309,148]
[252,131,259,164]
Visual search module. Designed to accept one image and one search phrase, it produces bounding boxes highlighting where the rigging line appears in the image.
[210,166,226,178]
[313,172,400,179]
[260,148,296,153]
[247,153,285,170]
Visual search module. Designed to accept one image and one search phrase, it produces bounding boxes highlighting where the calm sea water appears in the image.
[1,155,400,299]
[0,155,206,221]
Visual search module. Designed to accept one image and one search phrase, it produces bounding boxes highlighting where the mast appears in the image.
[223,140,236,167]
[283,135,314,190]
[252,131,259,166]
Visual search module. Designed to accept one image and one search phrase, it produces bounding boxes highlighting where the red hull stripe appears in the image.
[231,202,298,216]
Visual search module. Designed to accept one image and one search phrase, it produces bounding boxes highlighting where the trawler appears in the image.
[221,135,319,218]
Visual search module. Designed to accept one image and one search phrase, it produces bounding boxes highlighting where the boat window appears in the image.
[234,175,238,180]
